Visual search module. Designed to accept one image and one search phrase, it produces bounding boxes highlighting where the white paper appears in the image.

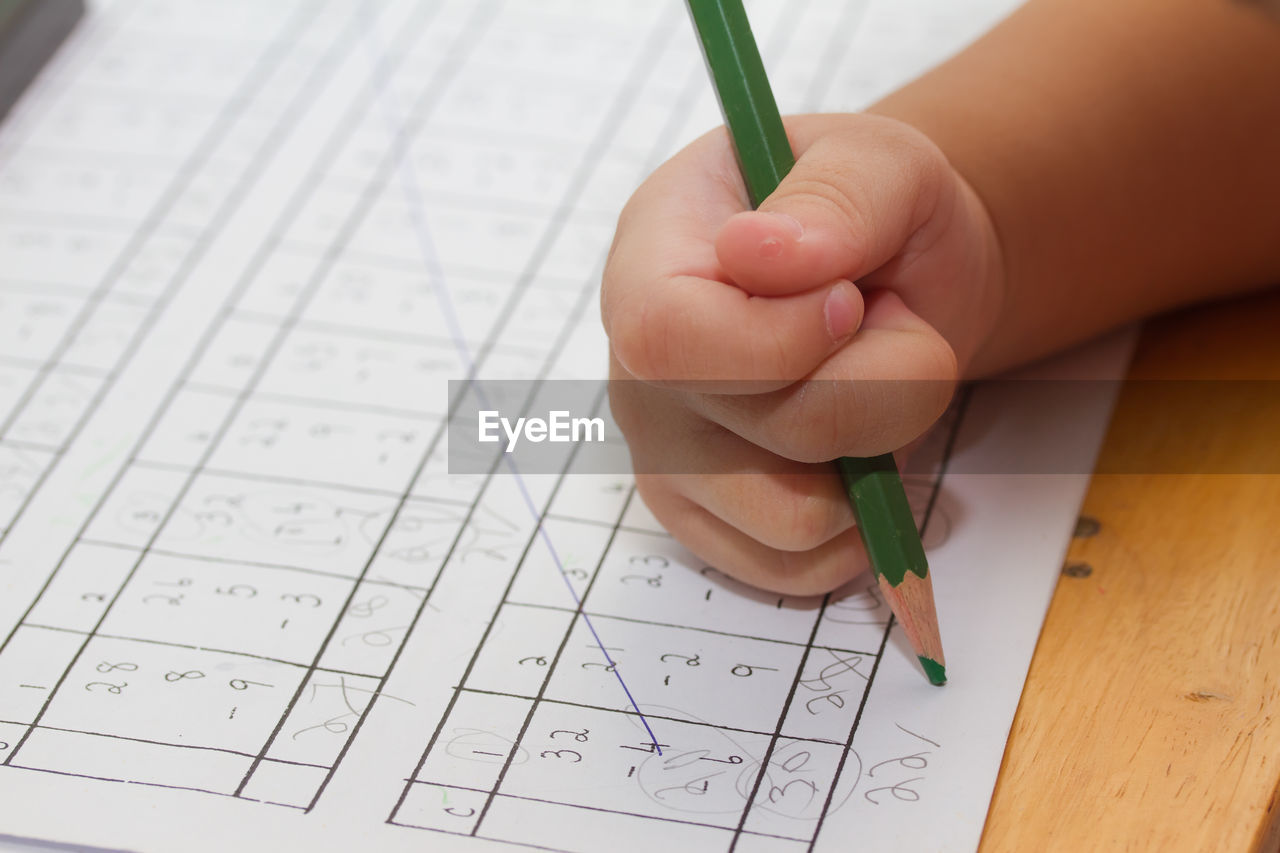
[0,1,1131,851]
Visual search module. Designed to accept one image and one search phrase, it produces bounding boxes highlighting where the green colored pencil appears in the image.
[686,0,946,685]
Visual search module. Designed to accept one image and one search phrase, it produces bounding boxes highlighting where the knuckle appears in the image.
[773,548,856,597]
[748,316,793,381]
[916,340,960,424]
[769,492,842,553]
[929,337,961,382]
[772,383,852,463]
[607,295,668,381]
[632,473,675,516]
[886,125,949,220]
[605,374,644,437]
[783,175,873,252]
[773,550,855,591]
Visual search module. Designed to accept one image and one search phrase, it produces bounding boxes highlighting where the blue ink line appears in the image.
[356,8,662,754]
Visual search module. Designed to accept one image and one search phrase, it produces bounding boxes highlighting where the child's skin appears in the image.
[601,0,1280,595]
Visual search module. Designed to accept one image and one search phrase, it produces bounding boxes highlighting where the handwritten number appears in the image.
[549,728,589,743]
[84,681,127,694]
[731,663,778,678]
[659,653,701,667]
[165,670,205,682]
[869,751,929,777]
[341,626,404,647]
[620,742,667,754]
[229,679,272,691]
[895,723,941,748]
[654,773,722,800]
[768,778,819,806]
[153,577,191,588]
[620,573,662,587]
[781,750,811,773]
[865,778,924,804]
[662,749,742,768]
[347,596,387,617]
[95,661,137,674]
[805,692,846,715]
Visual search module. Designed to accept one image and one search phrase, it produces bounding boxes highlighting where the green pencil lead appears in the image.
[918,656,947,686]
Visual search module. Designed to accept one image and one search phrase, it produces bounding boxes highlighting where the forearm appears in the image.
[871,0,1280,375]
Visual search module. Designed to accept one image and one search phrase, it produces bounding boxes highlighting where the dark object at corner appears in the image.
[0,0,85,122]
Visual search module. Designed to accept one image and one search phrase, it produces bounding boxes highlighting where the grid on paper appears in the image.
[0,0,971,850]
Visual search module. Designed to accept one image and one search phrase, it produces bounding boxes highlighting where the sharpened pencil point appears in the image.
[919,656,947,685]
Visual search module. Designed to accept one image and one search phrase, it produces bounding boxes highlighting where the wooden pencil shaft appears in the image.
[685,0,794,206]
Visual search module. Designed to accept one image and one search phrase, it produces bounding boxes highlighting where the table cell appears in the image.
[100,551,352,666]
[506,517,613,611]
[361,496,470,590]
[415,689,532,793]
[547,615,805,735]
[0,443,54,532]
[209,396,435,494]
[265,670,382,769]
[811,580,893,658]
[780,648,874,744]
[3,369,104,448]
[82,463,188,548]
[24,542,140,633]
[40,635,305,755]
[154,472,399,577]
[62,297,151,371]
[317,581,424,677]
[740,738,859,839]
[186,314,280,390]
[0,626,85,723]
[257,325,460,415]
[482,780,739,853]
[589,528,824,646]
[239,758,327,809]
[0,287,81,362]
[394,782,486,835]
[466,603,575,699]
[136,387,237,468]
[13,726,250,795]
[0,225,127,293]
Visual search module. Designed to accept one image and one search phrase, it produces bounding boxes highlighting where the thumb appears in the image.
[715,116,949,297]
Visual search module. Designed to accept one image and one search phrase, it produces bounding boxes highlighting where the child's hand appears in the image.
[601,113,1005,595]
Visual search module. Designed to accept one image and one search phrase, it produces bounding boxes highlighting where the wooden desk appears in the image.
[981,290,1280,851]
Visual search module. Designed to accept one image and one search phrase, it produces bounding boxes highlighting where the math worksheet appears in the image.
[0,1,1130,851]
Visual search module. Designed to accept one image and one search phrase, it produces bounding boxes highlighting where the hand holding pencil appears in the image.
[602,2,1004,682]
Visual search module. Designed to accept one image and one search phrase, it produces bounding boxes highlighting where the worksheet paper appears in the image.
[0,1,1130,851]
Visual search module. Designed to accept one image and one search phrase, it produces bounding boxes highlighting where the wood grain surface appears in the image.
[981,289,1280,852]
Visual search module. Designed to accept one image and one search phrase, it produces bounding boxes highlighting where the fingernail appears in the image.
[824,281,860,342]
[764,211,804,240]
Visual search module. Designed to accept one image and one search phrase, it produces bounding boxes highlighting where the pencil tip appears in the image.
[919,656,947,685]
